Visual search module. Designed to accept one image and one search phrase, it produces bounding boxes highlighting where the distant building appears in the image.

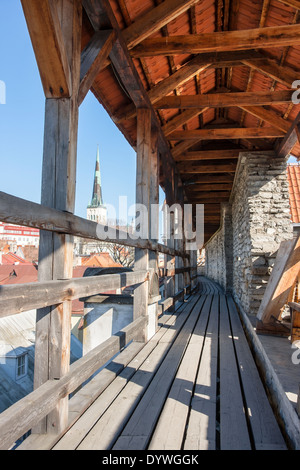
[86,145,107,225]
[0,222,39,248]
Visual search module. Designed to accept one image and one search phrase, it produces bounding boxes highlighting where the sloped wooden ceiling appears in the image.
[81,0,300,243]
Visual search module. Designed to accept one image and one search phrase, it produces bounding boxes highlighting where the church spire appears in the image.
[89,145,103,207]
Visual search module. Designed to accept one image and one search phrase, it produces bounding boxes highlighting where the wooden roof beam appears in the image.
[242,57,299,88]
[78,29,116,106]
[238,106,291,133]
[183,175,235,184]
[131,24,300,57]
[275,112,300,157]
[155,90,293,109]
[179,164,237,173]
[169,128,285,141]
[174,149,242,161]
[122,0,201,50]
[186,183,233,191]
[116,50,265,122]
[21,0,72,98]
[277,0,300,9]
[162,108,209,137]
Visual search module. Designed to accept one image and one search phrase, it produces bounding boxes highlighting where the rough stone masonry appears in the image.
[205,151,293,317]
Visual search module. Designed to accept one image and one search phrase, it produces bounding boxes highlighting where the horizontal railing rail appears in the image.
[0,191,189,259]
[0,270,149,318]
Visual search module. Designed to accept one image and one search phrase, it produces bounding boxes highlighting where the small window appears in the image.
[16,354,26,378]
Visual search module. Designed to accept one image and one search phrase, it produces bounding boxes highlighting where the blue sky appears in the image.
[0,0,140,222]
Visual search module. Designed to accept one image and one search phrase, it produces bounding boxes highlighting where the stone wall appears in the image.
[205,203,232,292]
[205,151,293,316]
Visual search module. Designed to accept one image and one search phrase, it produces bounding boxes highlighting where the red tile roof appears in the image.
[81,253,122,268]
[1,252,33,265]
[287,164,300,224]
[0,265,38,285]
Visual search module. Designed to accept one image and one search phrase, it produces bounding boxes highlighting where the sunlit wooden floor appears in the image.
[20,277,287,450]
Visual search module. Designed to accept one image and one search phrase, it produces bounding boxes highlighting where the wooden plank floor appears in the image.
[27,277,288,450]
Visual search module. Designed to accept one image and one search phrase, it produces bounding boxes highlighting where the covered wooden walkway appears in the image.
[19,277,287,451]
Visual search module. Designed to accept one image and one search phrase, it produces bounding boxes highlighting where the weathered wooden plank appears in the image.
[33,0,82,434]
[134,109,151,332]
[0,270,148,318]
[148,295,212,450]
[76,294,201,450]
[112,296,205,450]
[53,298,193,450]
[227,296,287,450]
[53,341,156,450]
[131,24,300,57]
[219,295,251,449]
[0,316,146,451]
[18,341,145,450]
[183,295,219,450]
[155,91,292,109]
[21,0,72,98]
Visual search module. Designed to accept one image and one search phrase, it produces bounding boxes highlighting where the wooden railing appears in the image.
[0,191,188,259]
[0,190,197,450]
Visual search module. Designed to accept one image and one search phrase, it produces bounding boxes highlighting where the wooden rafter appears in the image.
[173,149,242,161]
[162,108,209,137]
[275,112,300,157]
[178,163,237,174]
[168,128,285,141]
[238,106,291,133]
[131,24,300,57]
[183,174,235,184]
[277,0,300,9]
[122,0,200,49]
[78,30,116,105]
[116,51,264,122]
[155,91,293,109]
[242,57,299,88]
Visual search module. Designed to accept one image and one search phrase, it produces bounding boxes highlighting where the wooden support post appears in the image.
[148,128,160,338]
[133,108,152,340]
[164,206,176,308]
[33,0,82,434]
[174,175,184,303]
